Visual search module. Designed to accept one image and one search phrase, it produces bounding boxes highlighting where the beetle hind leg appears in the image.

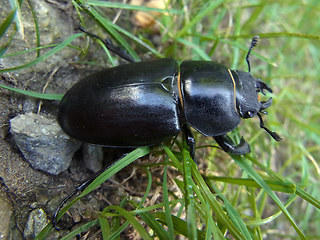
[214,135,251,155]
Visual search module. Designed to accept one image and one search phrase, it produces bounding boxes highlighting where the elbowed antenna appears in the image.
[246,36,260,73]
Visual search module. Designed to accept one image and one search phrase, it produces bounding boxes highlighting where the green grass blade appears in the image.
[138,211,170,240]
[80,147,150,196]
[0,8,16,38]
[60,220,99,240]
[0,83,63,100]
[182,145,198,240]
[176,0,224,38]
[0,33,84,73]
[26,0,41,57]
[191,165,245,239]
[233,155,307,239]
[162,157,175,239]
[209,184,253,240]
[87,0,182,14]
[154,212,205,239]
[54,147,150,225]
[209,176,296,193]
[99,215,111,239]
[74,0,141,61]
[103,206,153,240]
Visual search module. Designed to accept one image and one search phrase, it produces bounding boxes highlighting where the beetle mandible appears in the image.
[58,34,281,159]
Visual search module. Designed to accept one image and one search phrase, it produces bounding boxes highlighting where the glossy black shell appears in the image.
[58,58,261,146]
[58,59,181,146]
[180,61,240,136]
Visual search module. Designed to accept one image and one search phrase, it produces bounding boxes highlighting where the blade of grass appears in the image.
[74,0,141,61]
[154,212,205,239]
[81,147,150,196]
[162,156,174,239]
[9,0,23,36]
[163,145,245,239]
[209,183,253,240]
[176,0,224,38]
[0,33,84,73]
[99,215,111,240]
[190,164,245,239]
[87,0,182,14]
[0,84,63,100]
[54,147,150,225]
[208,176,296,193]
[182,143,197,240]
[0,8,16,38]
[176,38,211,60]
[102,206,153,240]
[26,0,41,57]
[248,155,320,208]
[60,220,99,240]
[232,155,307,239]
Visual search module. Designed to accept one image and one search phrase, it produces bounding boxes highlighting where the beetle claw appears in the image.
[255,79,273,94]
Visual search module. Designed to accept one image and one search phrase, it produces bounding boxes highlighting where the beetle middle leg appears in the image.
[182,125,196,161]
[214,135,251,155]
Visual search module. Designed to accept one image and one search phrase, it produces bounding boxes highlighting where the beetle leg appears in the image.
[78,26,136,63]
[52,178,92,229]
[52,159,121,229]
[257,113,282,141]
[183,125,196,161]
[214,135,251,155]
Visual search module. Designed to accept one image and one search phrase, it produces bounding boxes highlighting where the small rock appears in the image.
[23,208,48,240]
[82,144,103,172]
[0,196,13,239]
[10,112,81,175]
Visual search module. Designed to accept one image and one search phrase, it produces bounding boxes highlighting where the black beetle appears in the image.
[52,34,281,229]
[58,35,281,158]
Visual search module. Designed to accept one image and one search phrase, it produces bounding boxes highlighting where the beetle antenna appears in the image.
[246,36,260,72]
[257,113,282,141]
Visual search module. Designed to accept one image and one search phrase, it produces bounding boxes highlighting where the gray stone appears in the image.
[82,144,103,173]
[0,196,13,240]
[23,208,48,240]
[10,112,81,175]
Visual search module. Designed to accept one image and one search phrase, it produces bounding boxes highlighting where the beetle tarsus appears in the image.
[214,135,251,155]
[51,162,116,230]
[257,113,282,141]
[52,177,94,230]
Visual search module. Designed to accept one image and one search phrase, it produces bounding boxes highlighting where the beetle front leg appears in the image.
[183,125,196,161]
[214,135,251,155]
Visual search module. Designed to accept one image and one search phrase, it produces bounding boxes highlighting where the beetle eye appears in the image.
[245,110,256,118]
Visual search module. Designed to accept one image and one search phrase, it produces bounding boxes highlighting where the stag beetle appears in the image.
[53,32,281,229]
[58,35,281,159]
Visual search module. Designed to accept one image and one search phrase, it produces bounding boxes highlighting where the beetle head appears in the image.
[231,36,281,142]
[233,70,265,119]
[233,70,281,141]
